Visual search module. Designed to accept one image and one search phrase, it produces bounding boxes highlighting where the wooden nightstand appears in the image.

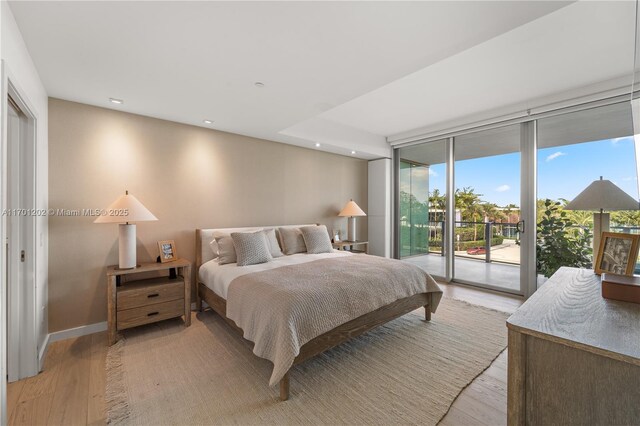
[106,259,192,345]
[333,240,369,254]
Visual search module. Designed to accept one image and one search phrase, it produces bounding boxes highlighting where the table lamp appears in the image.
[338,199,366,242]
[564,177,639,266]
[94,190,158,269]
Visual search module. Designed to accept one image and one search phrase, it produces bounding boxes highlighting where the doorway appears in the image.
[6,90,38,382]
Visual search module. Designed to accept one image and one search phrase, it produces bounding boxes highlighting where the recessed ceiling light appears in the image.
[351,151,356,155]
[109,98,123,104]
[315,143,321,147]
[254,82,265,88]
[203,120,213,124]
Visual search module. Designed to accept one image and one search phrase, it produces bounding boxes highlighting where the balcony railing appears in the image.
[400,220,520,264]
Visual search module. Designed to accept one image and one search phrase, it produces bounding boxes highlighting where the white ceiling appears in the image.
[10,1,630,160]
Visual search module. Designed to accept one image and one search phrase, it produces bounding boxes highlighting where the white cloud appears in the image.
[495,184,510,192]
[545,151,566,162]
[429,168,438,177]
[611,136,633,146]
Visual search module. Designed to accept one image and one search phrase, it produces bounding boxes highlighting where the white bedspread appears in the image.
[198,250,353,298]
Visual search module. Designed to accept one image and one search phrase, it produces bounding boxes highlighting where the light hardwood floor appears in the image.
[7,282,522,426]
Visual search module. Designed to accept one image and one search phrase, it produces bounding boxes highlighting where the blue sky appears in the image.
[418,136,639,207]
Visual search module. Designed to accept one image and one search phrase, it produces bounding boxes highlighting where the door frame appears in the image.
[1,61,39,383]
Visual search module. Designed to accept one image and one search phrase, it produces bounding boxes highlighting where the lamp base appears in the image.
[347,217,357,241]
[592,212,610,269]
[119,223,137,269]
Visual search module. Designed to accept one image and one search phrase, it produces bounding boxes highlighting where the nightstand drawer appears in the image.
[117,277,184,311]
[117,299,184,330]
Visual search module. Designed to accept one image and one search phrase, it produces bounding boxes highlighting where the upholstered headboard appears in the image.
[195,224,317,273]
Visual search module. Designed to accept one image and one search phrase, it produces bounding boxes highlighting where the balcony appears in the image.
[400,221,521,292]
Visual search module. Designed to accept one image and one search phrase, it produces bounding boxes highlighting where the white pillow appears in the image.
[263,228,283,258]
[278,227,307,255]
[300,225,333,254]
[231,231,273,266]
[214,232,237,265]
[209,238,219,258]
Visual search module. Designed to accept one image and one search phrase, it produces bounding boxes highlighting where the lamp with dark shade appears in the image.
[338,199,366,242]
[564,177,639,266]
[94,190,158,269]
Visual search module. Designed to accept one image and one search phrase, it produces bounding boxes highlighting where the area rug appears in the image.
[106,297,508,425]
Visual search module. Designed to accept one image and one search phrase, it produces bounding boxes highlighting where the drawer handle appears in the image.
[147,293,160,298]
[147,311,159,317]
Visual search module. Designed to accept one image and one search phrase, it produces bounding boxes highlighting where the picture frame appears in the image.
[158,240,177,263]
[595,232,640,276]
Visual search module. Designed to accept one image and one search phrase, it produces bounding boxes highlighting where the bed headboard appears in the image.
[195,224,317,273]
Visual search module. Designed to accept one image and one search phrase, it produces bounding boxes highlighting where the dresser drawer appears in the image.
[117,277,184,311]
[117,299,184,330]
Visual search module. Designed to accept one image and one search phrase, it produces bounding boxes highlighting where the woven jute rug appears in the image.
[106,297,508,425]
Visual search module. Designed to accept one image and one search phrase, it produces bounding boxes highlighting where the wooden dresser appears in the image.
[507,267,640,425]
[106,259,192,345]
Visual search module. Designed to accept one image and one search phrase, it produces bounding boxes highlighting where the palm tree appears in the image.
[503,203,519,223]
[455,187,484,240]
[429,189,446,221]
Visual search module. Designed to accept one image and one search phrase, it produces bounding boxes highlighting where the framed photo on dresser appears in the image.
[595,232,640,276]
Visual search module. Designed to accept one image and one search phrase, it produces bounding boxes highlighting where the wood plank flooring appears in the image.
[7,283,522,425]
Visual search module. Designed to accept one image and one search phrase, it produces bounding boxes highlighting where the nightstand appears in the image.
[333,240,369,254]
[106,258,192,345]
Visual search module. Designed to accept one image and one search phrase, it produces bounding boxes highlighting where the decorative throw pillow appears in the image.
[231,231,273,266]
[209,238,219,258]
[214,232,237,265]
[262,228,283,258]
[300,225,333,254]
[278,227,307,255]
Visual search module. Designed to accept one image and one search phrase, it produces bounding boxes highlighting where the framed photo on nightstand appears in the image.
[158,240,177,263]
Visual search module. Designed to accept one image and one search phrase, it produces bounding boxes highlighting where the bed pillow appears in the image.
[278,227,307,255]
[214,232,237,265]
[231,231,273,266]
[209,238,219,259]
[262,228,284,258]
[300,225,333,254]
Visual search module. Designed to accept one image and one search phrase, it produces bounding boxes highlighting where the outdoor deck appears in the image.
[403,253,520,292]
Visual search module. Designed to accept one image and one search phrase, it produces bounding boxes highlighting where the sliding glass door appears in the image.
[394,99,640,298]
[397,140,448,278]
[537,102,639,281]
[453,125,521,293]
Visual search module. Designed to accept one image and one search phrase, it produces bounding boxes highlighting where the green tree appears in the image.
[428,189,446,221]
[455,187,485,240]
[503,203,519,222]
[536,199,592,278]
[611,210,640,227]
[483,203,506,223]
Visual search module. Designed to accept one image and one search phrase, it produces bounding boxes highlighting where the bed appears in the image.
[195,225,442,400]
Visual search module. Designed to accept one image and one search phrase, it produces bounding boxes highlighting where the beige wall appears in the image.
[48,98,368,332]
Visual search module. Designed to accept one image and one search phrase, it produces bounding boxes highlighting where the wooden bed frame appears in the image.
[195,229,436,400]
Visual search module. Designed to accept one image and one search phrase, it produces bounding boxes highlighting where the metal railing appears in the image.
[400,220,519,264]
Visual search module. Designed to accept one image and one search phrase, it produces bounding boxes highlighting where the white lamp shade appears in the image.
[94,192,158,224]
[339,199,366,217]
[564,178,639,212]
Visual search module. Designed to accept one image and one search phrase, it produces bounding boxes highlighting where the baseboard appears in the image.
[38,333,50,371]
[38,321,108,370]
[48,321,108,344]
[41,308,203,364]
